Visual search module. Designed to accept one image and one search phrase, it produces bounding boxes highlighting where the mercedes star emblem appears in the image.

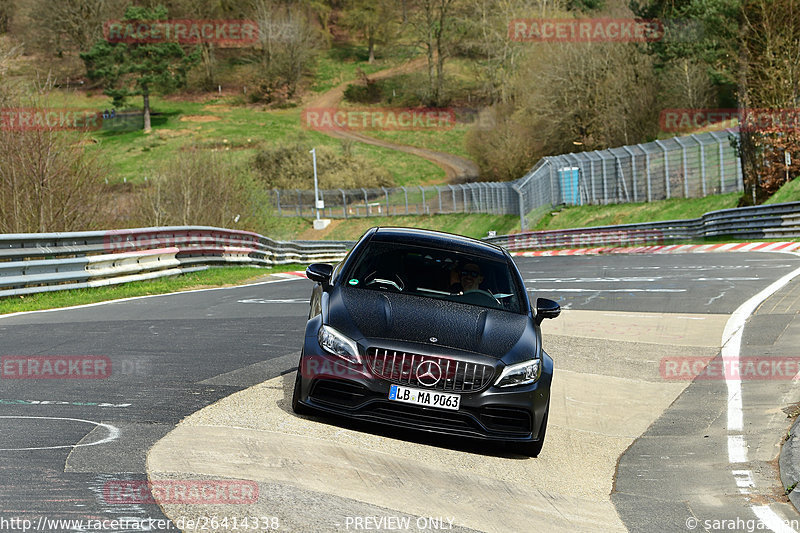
[415,360,443,387]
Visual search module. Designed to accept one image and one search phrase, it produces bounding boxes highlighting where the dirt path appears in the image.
[306,58,480,183]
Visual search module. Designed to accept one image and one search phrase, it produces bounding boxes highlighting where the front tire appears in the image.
[291,356,312,415]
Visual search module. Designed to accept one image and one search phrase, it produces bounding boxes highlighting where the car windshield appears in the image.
[345,241,525,314]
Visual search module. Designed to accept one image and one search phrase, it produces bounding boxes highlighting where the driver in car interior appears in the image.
[450,262,485,294]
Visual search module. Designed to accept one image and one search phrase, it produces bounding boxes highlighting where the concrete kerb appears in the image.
[509,241,800,257]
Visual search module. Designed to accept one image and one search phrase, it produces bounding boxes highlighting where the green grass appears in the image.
[301,213,520,241]
[336,59,482,161]
[0,264,308,315]
[62,95,446,185]
[365,124,472,160]
[356,142,445,185]
[27,48,456,187]
[765,178,800,204]
[533,193,741,231]
[310,46,396,94]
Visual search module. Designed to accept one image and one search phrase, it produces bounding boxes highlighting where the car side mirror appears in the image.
[306,263,333,285]
[535,298,561,323]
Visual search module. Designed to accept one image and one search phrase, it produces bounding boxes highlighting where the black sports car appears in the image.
[292,227,559,456]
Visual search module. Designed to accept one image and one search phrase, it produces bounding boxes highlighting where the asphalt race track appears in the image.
[2,252,800,532]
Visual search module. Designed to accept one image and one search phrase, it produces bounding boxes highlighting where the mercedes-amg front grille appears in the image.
[365,348,495,392]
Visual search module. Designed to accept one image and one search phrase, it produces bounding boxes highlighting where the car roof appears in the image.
[370,227,509,260]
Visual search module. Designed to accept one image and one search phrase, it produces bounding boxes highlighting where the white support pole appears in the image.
[310,148,320,221]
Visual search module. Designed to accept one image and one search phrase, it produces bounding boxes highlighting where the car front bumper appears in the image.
[296,335,551,444]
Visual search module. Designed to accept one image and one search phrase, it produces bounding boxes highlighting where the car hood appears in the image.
[331,287,528,359]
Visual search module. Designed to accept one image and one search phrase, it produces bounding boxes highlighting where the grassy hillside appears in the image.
[46,92,446,187]
[765,178,800,204]
[533,193,741,231]
[270,213,520,241]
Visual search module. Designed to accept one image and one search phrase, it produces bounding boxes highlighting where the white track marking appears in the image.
[728,435,748,463]
[0,276,304,320]
[733,470,755,494]
[0,416,119,451]
[237,298,307,304]
[720,261,800,531]
[752,506,799,533]
[529,288,686,293]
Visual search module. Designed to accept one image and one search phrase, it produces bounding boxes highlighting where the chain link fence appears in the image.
[269,129,743,230]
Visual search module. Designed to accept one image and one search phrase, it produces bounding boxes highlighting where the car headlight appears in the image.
[318,325,361,364]
[494,359,542,388]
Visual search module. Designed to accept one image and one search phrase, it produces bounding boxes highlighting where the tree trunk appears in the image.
[368,35,375,64]
[435,2,447,106]
[143,87,152,133]
[737,12,758,205]
[427,43,436,105]
[201,42,215,91]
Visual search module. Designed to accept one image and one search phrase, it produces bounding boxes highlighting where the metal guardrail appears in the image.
[2,202,798,299]
[0,226,350,298]
[485,202,800,250]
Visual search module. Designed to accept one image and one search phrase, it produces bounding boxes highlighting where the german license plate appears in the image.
[388,385,460,411]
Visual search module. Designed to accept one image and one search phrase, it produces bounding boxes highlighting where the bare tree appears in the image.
[0,115,107,232]
[341,0,399,63]
[742,0,800,108]
[137,152,256,228]
[459,0,543,104]
[517,42,659,153]
[465,105,540,181]
[659,58,715,110]
[406,0,460,106]
[0,38,21,106]
[251,0,325,99]
[0,0,13,34]
[468,41,659,180]
[28,0,124,54]
[735,0,800,204]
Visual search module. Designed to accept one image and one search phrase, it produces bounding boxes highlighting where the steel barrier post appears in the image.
[597,151,610,204]
[514,184,525,231]
[714,134,726,192]
[691,134,707,196]
[622,146,638,202]
[655,140,670,199]
[674,136,690,197]
[638,144,652,202]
